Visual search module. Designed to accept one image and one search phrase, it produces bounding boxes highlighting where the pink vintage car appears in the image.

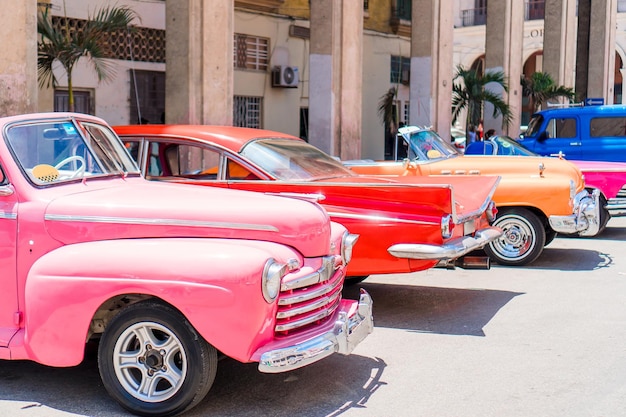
[0,113,372,416]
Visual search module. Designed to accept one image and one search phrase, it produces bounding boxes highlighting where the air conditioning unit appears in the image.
[272,65,299,88]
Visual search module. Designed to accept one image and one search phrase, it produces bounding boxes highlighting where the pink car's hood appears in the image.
[44,179,331,257]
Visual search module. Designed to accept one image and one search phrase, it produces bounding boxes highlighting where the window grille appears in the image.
[390,56,410,84]
[234,96,263,128]
[51,16,166,63]
[396,0,412,20]
[234,34,269,71]
[54,90,92,114]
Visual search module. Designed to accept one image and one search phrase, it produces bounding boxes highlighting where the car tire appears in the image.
[544,228,557,246]
[98,300,218,417]
[484,207,546,266]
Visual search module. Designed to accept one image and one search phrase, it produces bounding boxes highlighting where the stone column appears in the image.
[409,0,454,136]
[165,0,233,125]
[576,0,617,104]
[0,0,38,115]
[588,0,616,104]
[542,0,576,92]
[484,0,524,136]
[309,0,362,159]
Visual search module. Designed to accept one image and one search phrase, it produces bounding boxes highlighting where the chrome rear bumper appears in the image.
[386,226,502,260]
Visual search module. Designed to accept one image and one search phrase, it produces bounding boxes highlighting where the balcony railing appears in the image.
[460,7,487,27]
[460,1,546,26]
[525,0,545,21]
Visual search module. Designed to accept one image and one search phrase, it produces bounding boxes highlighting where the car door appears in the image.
[533,116,582,159]
[0,165,19,348]
[586,115,626,162]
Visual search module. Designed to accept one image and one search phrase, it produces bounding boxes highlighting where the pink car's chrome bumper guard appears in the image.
[386,226,503,260]
[257,289,373,373]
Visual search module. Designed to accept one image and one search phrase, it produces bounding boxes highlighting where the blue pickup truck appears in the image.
[519,105,626,162]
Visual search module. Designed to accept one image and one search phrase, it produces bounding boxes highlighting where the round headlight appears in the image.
[262,259,287,303]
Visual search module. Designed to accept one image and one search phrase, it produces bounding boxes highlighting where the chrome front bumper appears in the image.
[549,189,601,236]
[386,226,503,260]
[258,289,373,373]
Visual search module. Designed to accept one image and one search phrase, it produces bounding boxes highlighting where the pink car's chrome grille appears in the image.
[275,255,344,336]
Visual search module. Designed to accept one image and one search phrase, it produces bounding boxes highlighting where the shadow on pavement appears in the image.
[192,354,387,417]
[524,247,611,271]
[343,283,521,337]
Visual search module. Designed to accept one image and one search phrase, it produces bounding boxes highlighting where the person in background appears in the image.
[467,124,477,143]
[477,119,484,140]
[485,129,496,140]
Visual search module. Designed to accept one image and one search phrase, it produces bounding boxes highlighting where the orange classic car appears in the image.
[345,125,606,266]
[114,124,502,282]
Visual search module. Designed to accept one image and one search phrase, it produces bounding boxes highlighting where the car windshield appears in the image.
[398,128,459,161]
[524,114,544,137]
[490,135,538,156]
[5,118,140,185]
[240,138,356,181]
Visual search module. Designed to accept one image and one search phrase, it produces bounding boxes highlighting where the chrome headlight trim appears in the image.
[341,232,359,265]
[262,259,287,304]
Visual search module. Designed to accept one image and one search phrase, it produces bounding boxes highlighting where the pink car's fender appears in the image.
[22,238,300,367]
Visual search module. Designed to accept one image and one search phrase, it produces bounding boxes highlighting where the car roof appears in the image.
[113,124,303,153]
[534,105,626,117]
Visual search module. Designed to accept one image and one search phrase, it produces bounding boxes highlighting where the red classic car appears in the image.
[465,134,626,217]
[114,124,502,281]
[0,113,373,417]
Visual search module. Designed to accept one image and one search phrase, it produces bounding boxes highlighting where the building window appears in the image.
[129,70,165,124]
[395,0,412,20]
[234,34,269,71]
[525,0,545,21]
[54,90,92,114]
[390,56,410,84]
[363,0,369,11]
[299,107,309,141]
[403,102,410,125]
[234,96,263,128]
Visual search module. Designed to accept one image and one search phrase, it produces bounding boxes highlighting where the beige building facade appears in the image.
[3,0,626,159]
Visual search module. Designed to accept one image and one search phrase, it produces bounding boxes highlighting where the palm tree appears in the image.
[521,72,576,113]
[377,86,400,159]
[451,65,512,133]
[37,2,138,112]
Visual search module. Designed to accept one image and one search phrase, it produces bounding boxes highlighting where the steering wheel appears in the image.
[54,155,86,179]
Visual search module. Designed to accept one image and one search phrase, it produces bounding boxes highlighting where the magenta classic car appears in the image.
[0,113,372,416]
[465,134,626,217]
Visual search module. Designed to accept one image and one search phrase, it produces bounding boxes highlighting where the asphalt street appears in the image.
[1,217,626,417]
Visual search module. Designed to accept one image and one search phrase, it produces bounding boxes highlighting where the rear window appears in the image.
[590,117,626,137]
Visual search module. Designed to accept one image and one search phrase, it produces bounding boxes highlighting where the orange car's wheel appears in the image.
[485,208,546,266]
